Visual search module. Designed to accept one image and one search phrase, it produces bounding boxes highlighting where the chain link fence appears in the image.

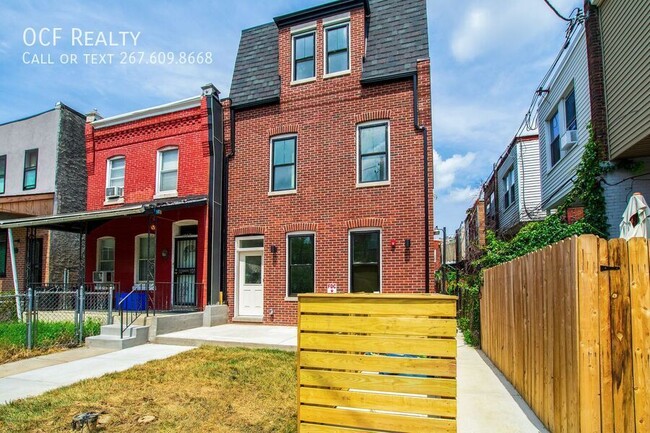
[0,284,115,354]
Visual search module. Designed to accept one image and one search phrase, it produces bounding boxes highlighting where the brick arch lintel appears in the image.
[354,110,391,124]
[282,222,318,233]
[268,124,300,137]
[233,226,265,237]
[346,217,386,230]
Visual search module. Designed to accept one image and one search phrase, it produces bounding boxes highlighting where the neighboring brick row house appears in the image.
[81,86,223,309]
[224,0,433,324]
[0,103,86,292]
[0,0,435,326]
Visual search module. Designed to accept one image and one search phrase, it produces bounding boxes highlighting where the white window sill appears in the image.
[284,296,298,302]
[324,70,351,79]
[290,77,316,86]
[153,191,178,200]
[356,180,390,189]
[103,197,125,206]
[268,189,297,197]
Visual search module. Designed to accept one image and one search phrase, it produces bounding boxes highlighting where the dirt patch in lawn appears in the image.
[0,345,66,365]
[0,346,297,432]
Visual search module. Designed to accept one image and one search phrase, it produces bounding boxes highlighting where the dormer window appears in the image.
[293,32,315,82]
[325,23,350,76]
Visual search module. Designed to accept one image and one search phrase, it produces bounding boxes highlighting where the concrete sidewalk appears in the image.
[457,336,549,433]
[155,323,297,350]
[0,344,194,404]
[0,325,549,432]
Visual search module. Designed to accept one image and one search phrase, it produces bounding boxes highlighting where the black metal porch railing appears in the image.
[118,286,155,339]
[153,282,203,312]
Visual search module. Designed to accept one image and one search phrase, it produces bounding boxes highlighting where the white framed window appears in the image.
[286,232,315,297]
[235,236,264,251]
[96,237,115,272]
[503,168,516,209]
[292,30,316,83]
[156,147,178,197]
[134,234,156,284]
[349,228,381,293]
[547,85,577,168]
[105,156,125,201]
[357,121,390,187]
[324,21,350,77]
[269,135,297,195]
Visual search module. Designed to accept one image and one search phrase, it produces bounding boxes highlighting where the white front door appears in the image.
[237,251,263,317]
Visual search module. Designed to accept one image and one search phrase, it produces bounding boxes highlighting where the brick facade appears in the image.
[465,199,485,263]
[224,5,433,324]
[83,97,212,307]
[584,0,608,155]
[0,228,50,292]
[85,102,210,210]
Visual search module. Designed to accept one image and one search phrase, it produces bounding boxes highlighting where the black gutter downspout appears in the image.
[412,73,431,293]
[202,84,223,305]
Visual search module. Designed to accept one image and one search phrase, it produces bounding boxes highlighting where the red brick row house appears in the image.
[81,85,223,309]
[223,0,434,324]
[0,86,224,311]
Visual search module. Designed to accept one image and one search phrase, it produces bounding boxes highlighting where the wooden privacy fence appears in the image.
[481,235,649,433]
[297,293,458,433]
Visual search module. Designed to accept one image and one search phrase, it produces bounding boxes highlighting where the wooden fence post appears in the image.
[576,235,601,433]
[627,238,649,430]
[598,238,614,433]
[608,238,635,432]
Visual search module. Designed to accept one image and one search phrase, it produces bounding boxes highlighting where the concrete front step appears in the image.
[86,324,149,350]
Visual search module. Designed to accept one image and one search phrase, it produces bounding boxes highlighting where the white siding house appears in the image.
[495,132,545,235]
[537,26,590,211]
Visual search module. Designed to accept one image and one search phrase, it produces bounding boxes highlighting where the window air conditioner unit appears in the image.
[93,271,115,283]
[105,186,124,199]
[93,271,106,283]
[561,129,578,151]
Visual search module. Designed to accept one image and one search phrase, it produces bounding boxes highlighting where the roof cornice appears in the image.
[92,95,202,129]
[274,0,368,28]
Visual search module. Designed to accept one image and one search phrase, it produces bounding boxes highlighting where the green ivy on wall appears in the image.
[455,123,609,346]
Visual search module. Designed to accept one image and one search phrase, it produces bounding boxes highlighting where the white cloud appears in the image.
[450,0,579,62]
[443,186,482,204]
[434,150,476,191]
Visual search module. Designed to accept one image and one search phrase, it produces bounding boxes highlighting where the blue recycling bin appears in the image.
[115,291,146,311]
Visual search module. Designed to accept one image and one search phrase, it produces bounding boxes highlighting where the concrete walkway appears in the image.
[155,323,297,350]
[0,346,116,379]
[457,336,549,433]
[0,344,193,404]
[0,325,548,432]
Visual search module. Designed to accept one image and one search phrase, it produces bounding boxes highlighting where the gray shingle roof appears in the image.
[228,0,429,108]
[228,23,279,108]
[362,0,429,82]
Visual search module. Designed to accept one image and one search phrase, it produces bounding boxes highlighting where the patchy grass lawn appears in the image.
[0,320,102,365]
[0,346,297,432]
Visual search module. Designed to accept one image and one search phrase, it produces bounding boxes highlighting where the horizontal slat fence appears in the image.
[297,294,457,433]
[480,235,649,433]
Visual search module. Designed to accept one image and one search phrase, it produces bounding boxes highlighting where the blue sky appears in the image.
[0,0,580,232]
